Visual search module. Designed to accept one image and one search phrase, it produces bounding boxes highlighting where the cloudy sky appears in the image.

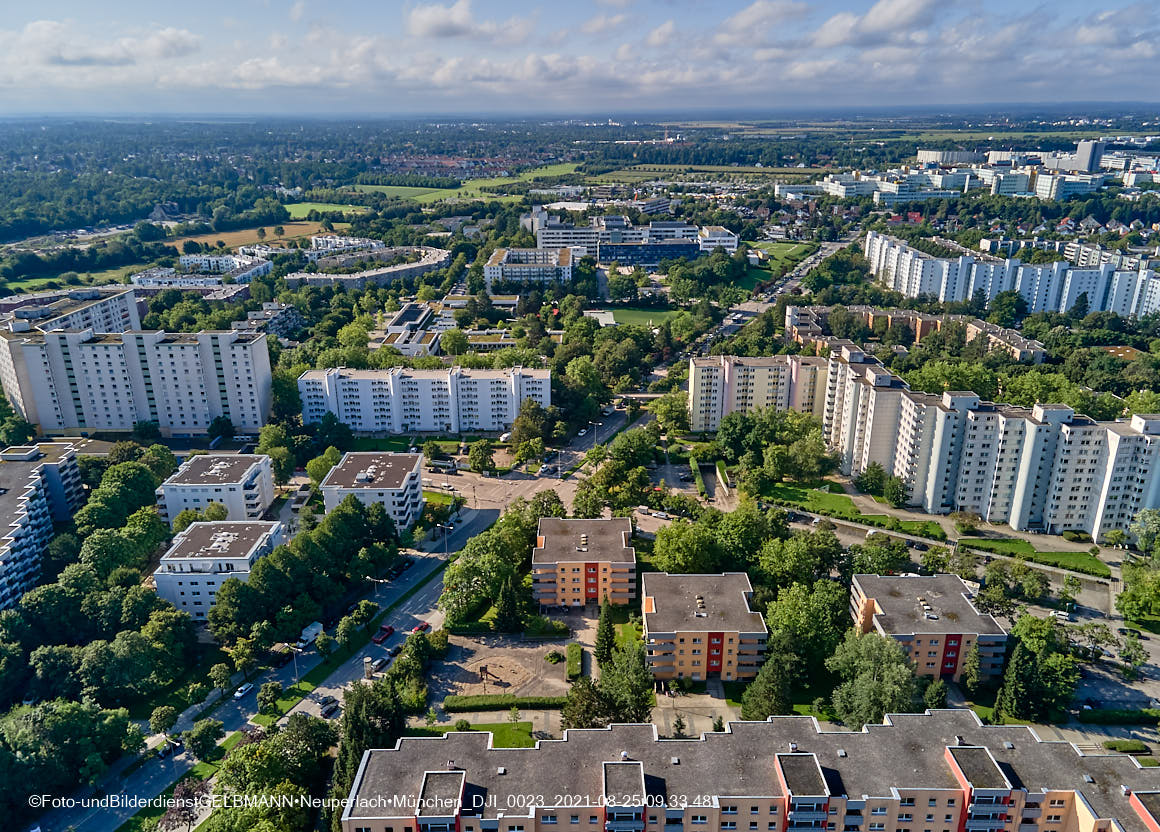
[0,0,1157,115]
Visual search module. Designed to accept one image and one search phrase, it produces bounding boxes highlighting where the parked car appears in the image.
[317,695,337,708]
[371,624,394,645]
[577,428,588,437]
[911,542,929,551]
[371,657,389,673]
[388,644,403,657]
[402,558,414,570]
[321,702,340,719]
[412,622,430,633]
[233,682,254,700]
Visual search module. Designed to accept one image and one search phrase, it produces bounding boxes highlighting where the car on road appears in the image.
[317,695,337,707]
[388,644,403,657]
[371,624,394,644]
[412,622,430,633]
[371,657,389,673]
[651,511,670,520]
[577,428,588,437]
[321,702,340,719]
[233,682,254,700]
[402,557,414,570]
[157,737,183,759]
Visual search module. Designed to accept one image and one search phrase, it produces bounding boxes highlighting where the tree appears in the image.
[267,446,295,485]
[560,676,610,729]
[315,631,335,658]
[336,616,359,650]
[207,416,235,441]
[595,596,616,668]
[209,662,232,694]
[160,778,209,832]
[826,631,916,728]
[511,397,551,446]
[652,520,722,573]
[1121,632,1147,680]
[854,462,887,496]
[423,440,443,462]
[993,642,1039,721]
[1130,508,1160,555]
[150,705,179,737]
[923,678,948,709]
[468,439,497,474]
[960,643,982,697]
[514,438,545,471]
[493,576,522,633]
[1058,575,1081,610]
[883,476,909,508]
[257,681,283,714]
[600,643,654,723]
[740,631,796,720]
[712,715,725,732]
[184,718,225,761]
[508,705,521,725]
[649,390,690,434]
[228,637,258,678]
[440,328,469,355]
[672,713,686,737]
[306,445,343,484]
[425,707,438,727]
[921,546,949,575]
[768,579,849,670]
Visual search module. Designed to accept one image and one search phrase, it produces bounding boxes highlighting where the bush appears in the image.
[715,460,730,487]
[1077,708,1160,725]
[545,650,564,664]
[442,694,567,712]
[524,615,568,637]
[566,643,583,680]
[1103,739,1150,753]
[1062,530,1093,543]
[429,628,450,657]
[454,719,472,731]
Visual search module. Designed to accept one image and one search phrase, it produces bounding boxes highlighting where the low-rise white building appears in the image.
[697,226,739,253]
[157,454,275,525]
[152,521,285,620]
[320,452,424,530]
[484,248,573,287]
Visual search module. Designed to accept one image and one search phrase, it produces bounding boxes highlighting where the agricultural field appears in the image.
[164,220,349,251]
[284,201,369,219]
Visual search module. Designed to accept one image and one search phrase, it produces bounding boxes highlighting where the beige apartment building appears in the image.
[851,574,1008,682]
[341,709,1160,832]
[531,518,635,608]
[641,572,766,681]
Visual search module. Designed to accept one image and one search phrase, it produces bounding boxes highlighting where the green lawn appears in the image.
[352,184,446,198]
[351,436,417,452]
[284,201,369,218]
[356,163,580,204]
[764,481,948,541]
[611,307,684,327]
[2,264,136,292]
[960,539,1110,578]
[407,721,536,747]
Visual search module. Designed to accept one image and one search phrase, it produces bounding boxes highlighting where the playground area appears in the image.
[427,634,573,701]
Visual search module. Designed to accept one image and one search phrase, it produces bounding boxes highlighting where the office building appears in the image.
[0,443,83,609]
[697,226,740,253]
[157,454,275,524]
[529,208,724,260]
[299,366,550,434]
[319,452,424,530]
[339,709,1160,832]
[0,328,272,438]
[916,149,985,165]
[531,518,635,608]
[153,521,285,620]
[484,248,573,287]
[0,287,140,334]
[641,572,766,681]
[851,574,1008,682]
[596,239,701,267]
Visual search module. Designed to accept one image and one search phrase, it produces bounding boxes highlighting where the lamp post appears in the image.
[436,523,451,558]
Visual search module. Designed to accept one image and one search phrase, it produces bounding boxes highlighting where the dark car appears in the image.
[911,542,929,551]
[402,559,414,570]
[371,657,389,673]
[321,702,340,719]
[388,644,403,657]
[317,694,337,708]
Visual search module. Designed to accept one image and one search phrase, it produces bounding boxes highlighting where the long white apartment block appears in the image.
[0,327,272,437]
[864,231,1160,317]
[0,287,140,334]
[299,366,551,434]
[692,348,1160,542]
[156,454,276,524]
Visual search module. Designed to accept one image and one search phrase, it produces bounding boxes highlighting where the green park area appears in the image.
[284,201,369,219]
[764,480,947,540]
[611,307,685,326]
[959,538,1110,578]
[353,163,579,204]
[407,721,536,747]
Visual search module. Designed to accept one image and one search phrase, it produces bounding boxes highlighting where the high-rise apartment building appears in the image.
[0,443,84,609]
[688,355,828,432]
[0,287,140,334]
[339,710,1160,832]
[0,328,272,437]
[641,572,766,681]
[319,452,424,530]
[156,454,276,524]
[299,367,550,434]
[531,518,636,607]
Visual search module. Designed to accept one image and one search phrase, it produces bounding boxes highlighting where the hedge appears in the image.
[443,694,568,712]
[689,457,707,497]
[716,460,730,488]
[1104,739,1151,753]
[566,643,583,681]
[1077,708,1160,725]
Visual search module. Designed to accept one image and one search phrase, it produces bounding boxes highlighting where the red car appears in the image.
[371,625,394,645]
[412,622,430,633]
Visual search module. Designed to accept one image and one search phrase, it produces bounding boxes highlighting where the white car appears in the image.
[233,682,254,700]
[577,428,588,437]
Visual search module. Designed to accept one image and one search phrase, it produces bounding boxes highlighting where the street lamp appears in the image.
[436,523,451,558]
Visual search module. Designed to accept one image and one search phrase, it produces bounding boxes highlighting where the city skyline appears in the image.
[2,0,1159,114]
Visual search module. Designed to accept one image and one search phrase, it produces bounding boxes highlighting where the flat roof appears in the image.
[321,452,421,490]
[417,770,465,816]
[164,454,267,486]
[947,745,1011,790]
[776,753,828,796]
[853,574,1006,636]
[531,518,635,565]
[345,710,1160,829]
[641,572,766,635]
[603,761,646,804]
[0,443,75,525]
[162,521,280,560]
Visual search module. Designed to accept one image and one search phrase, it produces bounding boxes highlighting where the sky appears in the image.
[0,0,1158,116]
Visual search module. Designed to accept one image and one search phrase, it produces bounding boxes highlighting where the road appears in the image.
[36,509,498,832]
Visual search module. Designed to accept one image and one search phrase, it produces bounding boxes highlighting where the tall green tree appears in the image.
[740,631,797,720]
[493,576,522,633]
[826,631,917,728]
[594,596,616,669]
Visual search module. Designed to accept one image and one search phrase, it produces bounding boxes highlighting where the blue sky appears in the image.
[0,0,1157,115]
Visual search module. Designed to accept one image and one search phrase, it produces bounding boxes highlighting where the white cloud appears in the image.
[581,13,627,35]
[289,0,306,22]
[645,19,676,48]
[715,0,807,45]
[405,0,533,43]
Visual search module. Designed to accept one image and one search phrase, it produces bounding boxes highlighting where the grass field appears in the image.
[960,538,1110,578]
[611,307,684,326]
[407,721,536,747]
[352,163,580,204]
[352,184,446,199]
[764,480,947,540]
[592,164,824,183]
[284,201,369,219]
[2,263,137,292]
[164,220,349,252]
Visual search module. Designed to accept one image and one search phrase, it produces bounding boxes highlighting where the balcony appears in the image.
[605,821,645,832]
[964,819,1004,831]
[788,812,828,822]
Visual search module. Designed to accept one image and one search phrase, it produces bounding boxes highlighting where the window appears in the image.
[751,824,759,830]
[1046,817,1061,824]
[1048,801,1065,808]
[691,817,707,826]
[928,801,937,808]
[724,808,738,815]
[752,808,761,815]
[946,801,955,808]
[591,818,599,825]
[723,824,737,830]
[770,808,779,815]
[769,825,777,830]
[871,809,887,817]
[543,817,558,825]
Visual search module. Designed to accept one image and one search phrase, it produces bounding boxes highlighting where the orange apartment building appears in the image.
[531,518,636,608]
[641,572,767,681]
[341,709,1160,832]
[851,574,1008,682]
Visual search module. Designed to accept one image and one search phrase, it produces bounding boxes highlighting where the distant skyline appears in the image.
[2,0,1158,115]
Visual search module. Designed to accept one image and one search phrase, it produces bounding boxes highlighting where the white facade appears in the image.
[697,227,739,253]
[156,454,275,524]
[0,328,272,437]
[320,452,424,530]
[484,248,573,287]
[153,521,285,620]
[0,288,140,334]
[299,366,551,434]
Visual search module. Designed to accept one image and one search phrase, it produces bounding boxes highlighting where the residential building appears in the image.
[641,572,766,681]
[0,328,272,438]
[132,267,223,288]
[156,454,275,524]
[484,248,573,287]
[176,253,272,281]
[152,521,284,620]
[339,709,1160,832]
[230,302,308,338]
[916,149,985,164]
[319,452,424,530]
[299,366,550,434]
[0,443,83,609]
[851,573,1007,682]
[689,355,795,432]
[531,518,636,608]
[284,247,451,288]
[0,287,140,334]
